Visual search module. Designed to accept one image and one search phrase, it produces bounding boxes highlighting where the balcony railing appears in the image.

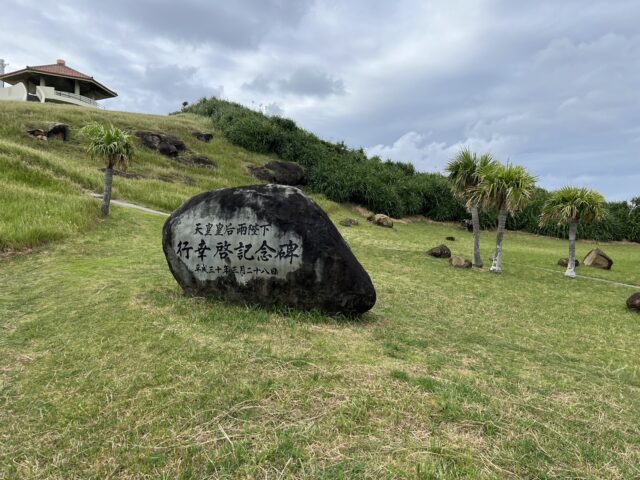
[53,90,100,107]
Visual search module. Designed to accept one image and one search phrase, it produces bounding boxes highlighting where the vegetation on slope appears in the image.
[185,97,640,242]
[0,102,270,250]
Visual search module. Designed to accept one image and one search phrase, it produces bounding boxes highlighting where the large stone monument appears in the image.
[162,185,376,314]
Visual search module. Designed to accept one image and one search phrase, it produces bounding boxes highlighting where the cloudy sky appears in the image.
[1,0,638,200]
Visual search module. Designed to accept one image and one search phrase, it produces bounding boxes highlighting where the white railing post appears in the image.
[0,59,7,88]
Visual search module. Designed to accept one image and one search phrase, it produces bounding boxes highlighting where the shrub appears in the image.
[184,97,637,242]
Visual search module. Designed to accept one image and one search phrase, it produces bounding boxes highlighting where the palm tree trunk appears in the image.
[565,220,578,278]
[471,204,483,268]
[490,207,508,273]
[101,167,114,216]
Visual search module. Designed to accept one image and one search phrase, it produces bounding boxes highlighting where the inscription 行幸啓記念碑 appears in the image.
[172,211,303,285]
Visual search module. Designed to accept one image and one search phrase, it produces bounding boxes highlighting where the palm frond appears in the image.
[445,148,497,203]
[539,186,607,227]
[469,162,536,214]
[79,122,135,170]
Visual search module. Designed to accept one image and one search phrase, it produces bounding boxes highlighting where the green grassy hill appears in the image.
[1,102,640,478]
[0,102,276,251]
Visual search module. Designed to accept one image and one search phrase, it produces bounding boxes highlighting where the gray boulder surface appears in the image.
[558,258,580,267]
[339,218,359,227]
[47,123,69,141]
[627,292,640,312]
[449,255,472,268]
[248,161,307,186]
[370,214,393,228]
[163,184,376,315]
[583,248,613,270]
[192,131,214,142]
[136,131,187,157]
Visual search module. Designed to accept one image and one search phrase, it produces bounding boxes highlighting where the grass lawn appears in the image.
[1,101,639,478]
[1,199,639,478]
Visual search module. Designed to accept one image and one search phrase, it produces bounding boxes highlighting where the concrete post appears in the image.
[0,59,7,88]
[74,80,80,95]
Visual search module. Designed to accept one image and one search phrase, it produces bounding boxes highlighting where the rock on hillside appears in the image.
[248,161,307,186]
[136,131,187,157]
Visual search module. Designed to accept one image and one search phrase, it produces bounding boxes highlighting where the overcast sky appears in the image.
[1,0,638,200]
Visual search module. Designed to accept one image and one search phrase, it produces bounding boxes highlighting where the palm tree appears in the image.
[470,162,537,273]
[445,148,496,268]
[539,187,606,278]
[80,123,135,216]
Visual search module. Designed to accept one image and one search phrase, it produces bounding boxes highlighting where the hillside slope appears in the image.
[0,102,278,250]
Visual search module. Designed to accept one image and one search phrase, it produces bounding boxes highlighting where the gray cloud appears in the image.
[278,67,345,97]
[1,0,639,200]
[243,67,345,98]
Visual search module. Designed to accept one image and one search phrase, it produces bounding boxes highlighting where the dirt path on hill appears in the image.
[87,191,169,217]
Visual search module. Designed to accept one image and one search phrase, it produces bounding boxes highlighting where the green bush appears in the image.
[185,97,639,242]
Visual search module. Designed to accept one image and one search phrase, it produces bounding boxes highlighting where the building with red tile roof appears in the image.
[0,59,117,108]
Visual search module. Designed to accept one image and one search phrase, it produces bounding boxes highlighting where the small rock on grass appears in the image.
[339,218,359,227]
[370,214,393,228]
[449,255,472,268]
[627,292,640,312]
[558,258,580,267]
[583,248,613,270]
[192,131,213,142]
[426,244,451,259]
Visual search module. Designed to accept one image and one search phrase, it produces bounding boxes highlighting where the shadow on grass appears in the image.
[142,285,383,330]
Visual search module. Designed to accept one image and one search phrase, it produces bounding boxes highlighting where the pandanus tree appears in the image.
[445,148,497,268]
[539,187,606,278]
[80,123,135,216]
[470,162,537,273]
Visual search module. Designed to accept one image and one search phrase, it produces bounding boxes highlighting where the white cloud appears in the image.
[366,132,522,173]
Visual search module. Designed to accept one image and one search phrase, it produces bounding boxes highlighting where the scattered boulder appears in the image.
[449,255,472,268]
[162,184,376,314]
[27,129,48,140]
[158,142,179,157]
[371,214,393,228]
[426,244,451,259]
[627,292,640,312]
[446,236,456,241]
[47,123,69,141]
[136,131,187,157]
[27,123,70,141]
[248,161,307,186]
[192,131,214,143]
[583,248,613,270]
[339,218,359,227]
[558,258,580,268]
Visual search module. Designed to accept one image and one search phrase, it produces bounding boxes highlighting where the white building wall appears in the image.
[0,83,27,102]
